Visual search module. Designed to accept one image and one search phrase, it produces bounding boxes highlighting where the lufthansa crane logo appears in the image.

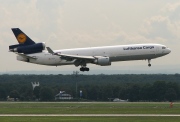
[17,33,27,44]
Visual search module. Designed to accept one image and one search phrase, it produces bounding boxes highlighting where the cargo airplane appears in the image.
[9,28,171,72]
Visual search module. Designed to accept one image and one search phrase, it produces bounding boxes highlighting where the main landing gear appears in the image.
[148,59,151,67]
[80,67,89,72]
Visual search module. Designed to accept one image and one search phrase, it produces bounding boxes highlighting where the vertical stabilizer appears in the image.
[11,28,35,45]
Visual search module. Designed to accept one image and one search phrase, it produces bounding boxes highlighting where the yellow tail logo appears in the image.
[17,33,27,44]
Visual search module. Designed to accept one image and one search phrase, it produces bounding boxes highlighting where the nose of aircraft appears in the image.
[166,48,171,54]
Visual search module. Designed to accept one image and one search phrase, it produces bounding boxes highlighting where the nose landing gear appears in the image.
[148,59,151,67]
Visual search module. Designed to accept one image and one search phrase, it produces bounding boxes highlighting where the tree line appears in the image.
[0,74,180,102]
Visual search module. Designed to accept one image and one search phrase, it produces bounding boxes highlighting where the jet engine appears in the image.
[94,57,111,66]
[9,42,46,54]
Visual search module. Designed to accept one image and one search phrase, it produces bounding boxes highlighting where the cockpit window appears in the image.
[162,46,166,49]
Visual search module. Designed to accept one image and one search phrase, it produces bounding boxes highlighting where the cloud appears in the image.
[137,2,180,44]
[53,1,180,47]
[161,2,180,12]
[141,16,175,40]
[1,0,180,48]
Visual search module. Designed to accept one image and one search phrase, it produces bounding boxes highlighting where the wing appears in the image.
[46,47,95,66]
[59,54,95,60]
[46,47,95,60]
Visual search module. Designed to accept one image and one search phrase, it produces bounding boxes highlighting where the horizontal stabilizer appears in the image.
[16,53,37,59]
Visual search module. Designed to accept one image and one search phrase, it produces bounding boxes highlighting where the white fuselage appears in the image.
[16,43,171,66]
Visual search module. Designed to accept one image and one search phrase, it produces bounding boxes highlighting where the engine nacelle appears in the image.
[94,57,111,66]
[17,55,29,62]
[9,42,46,54]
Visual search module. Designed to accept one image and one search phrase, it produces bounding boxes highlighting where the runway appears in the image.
[0,114,180,117]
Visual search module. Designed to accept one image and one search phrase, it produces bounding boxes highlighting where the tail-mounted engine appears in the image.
[9,42,46,54]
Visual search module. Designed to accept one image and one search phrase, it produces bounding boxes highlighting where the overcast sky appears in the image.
[0,0,180,74]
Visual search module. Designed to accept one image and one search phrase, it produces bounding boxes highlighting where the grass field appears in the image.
[0,102,179,114]
[0,117,180,122]
[0,102,180,122]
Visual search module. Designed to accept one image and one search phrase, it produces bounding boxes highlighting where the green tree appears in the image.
[19,85,33,101]
[129,84,141,102]
[40,87,54,101]
[140,84,153,101]
[88,86,100,100]
[0,87,7,100]
[165,88,177,102]
[33,86,41,99]
[152,81,167,101]
[113,86,121,98]
[10,90,20,99]
[166,82,180,99]
[103,84,114,100]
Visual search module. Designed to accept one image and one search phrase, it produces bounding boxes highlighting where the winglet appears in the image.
[46,47,55,54]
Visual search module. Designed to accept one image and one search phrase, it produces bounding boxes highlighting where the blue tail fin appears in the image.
[9,28,45,54]
[11,28,35,45]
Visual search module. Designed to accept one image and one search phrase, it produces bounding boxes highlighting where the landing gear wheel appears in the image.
[85,68,89,71]
[148,59,151,67]
[80,67,84,72]
[80,67,90,72]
